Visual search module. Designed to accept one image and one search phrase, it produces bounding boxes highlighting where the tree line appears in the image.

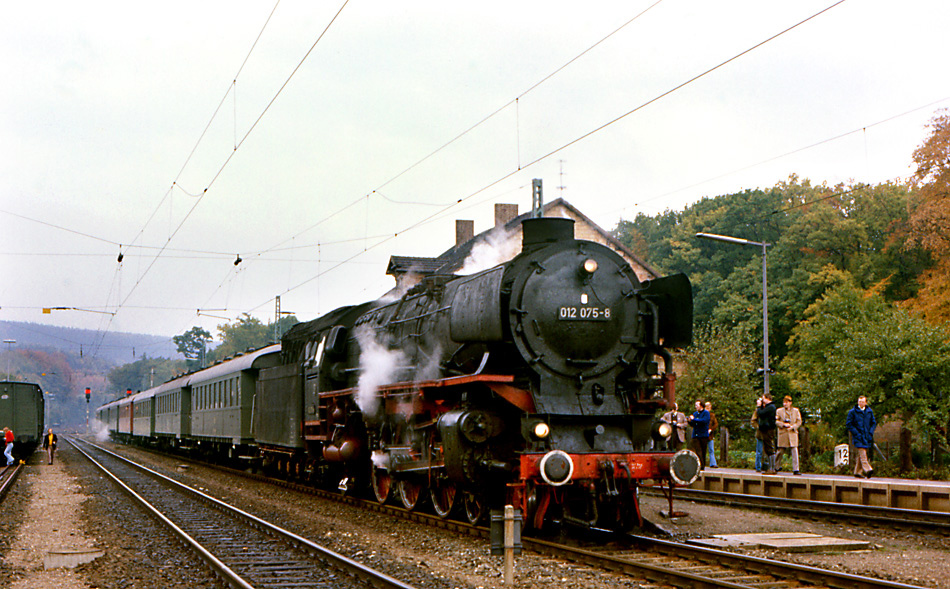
[613,108,950,471]
[106,314,298,400]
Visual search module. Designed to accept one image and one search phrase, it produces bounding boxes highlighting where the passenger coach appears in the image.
[96,345,281,458]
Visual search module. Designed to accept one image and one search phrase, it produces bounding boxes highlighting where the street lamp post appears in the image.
[695,233,771,397]
[3,339,15,381]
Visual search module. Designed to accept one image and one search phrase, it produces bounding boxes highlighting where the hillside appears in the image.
[0,320,182,365]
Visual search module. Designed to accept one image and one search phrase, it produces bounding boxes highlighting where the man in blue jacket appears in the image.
[687,400,710,470]
[846,395,876,478]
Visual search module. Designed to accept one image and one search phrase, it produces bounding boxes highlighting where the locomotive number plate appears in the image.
[558,306,610,321]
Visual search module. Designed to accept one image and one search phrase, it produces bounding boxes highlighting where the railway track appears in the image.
[646,487,950,533]
[67,437,419,589]
[0,462,23,506]
[527,532,928,589]
[94,440,930,589]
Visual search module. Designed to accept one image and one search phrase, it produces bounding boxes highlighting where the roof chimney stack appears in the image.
[494,203,518,228]
[456,219,474,246]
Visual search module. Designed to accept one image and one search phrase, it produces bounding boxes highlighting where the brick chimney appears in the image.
[456,219,474,246]
[494,203,518,228]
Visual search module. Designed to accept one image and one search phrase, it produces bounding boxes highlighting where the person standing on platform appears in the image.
[775,396,802,474]
[43,428,58,465]
[661,402,687,451]
[756,393,778,474]
[705,401,719,468]
[750,407,764,472]
[3,427,13,466]
[687,400,710,471]
[846,395,876,478]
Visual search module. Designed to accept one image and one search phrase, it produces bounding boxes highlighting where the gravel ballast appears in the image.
[2,442,947,589]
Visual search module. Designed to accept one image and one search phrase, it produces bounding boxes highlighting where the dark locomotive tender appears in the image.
[0,380,46,461]
[97,216,699,531]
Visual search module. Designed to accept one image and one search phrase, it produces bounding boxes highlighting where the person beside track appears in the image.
[846,394,877,478]
[3,427,13,466]
[756,393,778,475]
[687,400,711,471]
[775,395,802,475]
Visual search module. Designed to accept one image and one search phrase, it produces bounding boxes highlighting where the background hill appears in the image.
[0,320,183,430]
[0,320,181,364]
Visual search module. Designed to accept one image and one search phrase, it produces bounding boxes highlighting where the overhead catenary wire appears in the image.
[252,0,668,260]
[13,0,908,341]
[82,0,351,357]
[600,94,950,220]
[242,0,854,318]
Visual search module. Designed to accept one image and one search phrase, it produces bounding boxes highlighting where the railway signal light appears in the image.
[85,387,91,403]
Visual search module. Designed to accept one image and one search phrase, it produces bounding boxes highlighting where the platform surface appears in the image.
[688,532,872,553]
[691,467,950,511]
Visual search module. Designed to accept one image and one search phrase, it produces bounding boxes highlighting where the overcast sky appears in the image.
[2,1,948,351]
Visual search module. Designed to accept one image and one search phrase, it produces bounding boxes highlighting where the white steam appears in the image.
[379,270,423,304]
[91,419,111,442]
[458,226,520,275]
[355,325,407,418]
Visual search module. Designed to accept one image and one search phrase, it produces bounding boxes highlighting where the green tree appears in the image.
[677,324,759,437]
[173,326,212,370]
[106,355,185,397]
[209,314,270,362]
[784,282,950,470]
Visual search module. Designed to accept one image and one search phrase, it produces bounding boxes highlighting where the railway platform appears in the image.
[691,466,950,511]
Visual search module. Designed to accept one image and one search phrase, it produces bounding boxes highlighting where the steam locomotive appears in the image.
[98,216,698,531]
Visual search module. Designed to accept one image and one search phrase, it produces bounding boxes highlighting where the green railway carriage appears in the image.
[96,345,282,457]
[188,344,281,455]
[0,380,45,458]
[153,375,192,443]
[95,398,120,437]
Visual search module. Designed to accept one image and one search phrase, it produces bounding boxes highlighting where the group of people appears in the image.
[2,427,58,466]
[662,392,877,478]
[661,400,721,470]
[751,393,802,475]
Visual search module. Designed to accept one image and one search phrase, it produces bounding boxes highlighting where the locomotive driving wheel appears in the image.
[429,473,459,519]
[463,491,487,525]
[371,465,393,504]
[398,478,426,511]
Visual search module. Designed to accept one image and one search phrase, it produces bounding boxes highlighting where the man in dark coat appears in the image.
[686,400,710,470]
[42,428,58,465]
[756,393,778,474]
[846,395,876,478]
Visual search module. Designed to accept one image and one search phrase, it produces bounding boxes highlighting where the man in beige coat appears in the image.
[775,395,802,474]
[661,402,687,451]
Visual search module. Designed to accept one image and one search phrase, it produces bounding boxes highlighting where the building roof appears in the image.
[386,197,659,280]
[386,256,445,277]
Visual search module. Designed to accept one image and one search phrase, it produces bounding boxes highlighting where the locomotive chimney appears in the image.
[521,217,574,250]
[494,203,518,228]
[456,219,474,246]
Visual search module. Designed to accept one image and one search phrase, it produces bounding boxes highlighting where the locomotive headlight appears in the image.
[651,419,672,442]
[533,422,551,439]
[582,258,598,274]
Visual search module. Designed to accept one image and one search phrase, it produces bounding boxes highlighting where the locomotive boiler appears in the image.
[268,216,699,530]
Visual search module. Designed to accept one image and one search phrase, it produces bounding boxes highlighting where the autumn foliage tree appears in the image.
[904,108,950,321]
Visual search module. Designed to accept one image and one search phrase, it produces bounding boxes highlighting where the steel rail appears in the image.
[96,439,930,589]
[575,532,929,589]
[0,462,23,505]
[67,437,419,589]
[648,487,950,531]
